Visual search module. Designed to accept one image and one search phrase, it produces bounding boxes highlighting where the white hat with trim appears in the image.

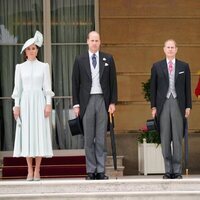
[20,30,43,54]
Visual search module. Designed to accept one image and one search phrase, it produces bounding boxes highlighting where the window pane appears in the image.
[50,0,95,149]
[51,0,95,43]
[0,0,95,150]
[51,0,95,97]
[0,0,43,97]
[0,0,43,150]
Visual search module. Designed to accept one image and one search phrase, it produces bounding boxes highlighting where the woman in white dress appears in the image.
[12,31,54,181]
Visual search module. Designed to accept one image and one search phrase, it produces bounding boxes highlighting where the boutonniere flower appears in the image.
[105,63,109,66]
[103,57,107,61]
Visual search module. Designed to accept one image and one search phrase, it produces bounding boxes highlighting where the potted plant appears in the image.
[138,78,164,175]
[137,125,160,145]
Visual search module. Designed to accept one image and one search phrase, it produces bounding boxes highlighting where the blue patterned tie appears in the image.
[92,54,96,68]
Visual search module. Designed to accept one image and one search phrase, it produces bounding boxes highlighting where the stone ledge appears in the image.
[1,191,200,200]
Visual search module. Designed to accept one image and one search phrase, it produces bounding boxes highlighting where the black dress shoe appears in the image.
[173,173,182,179]
[163,173,172,179]
[85,173,96,180]
[96,173,109,180]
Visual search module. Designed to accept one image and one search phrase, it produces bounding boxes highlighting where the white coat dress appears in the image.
[12,59,54,157]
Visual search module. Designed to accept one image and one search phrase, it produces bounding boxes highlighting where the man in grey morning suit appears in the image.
[72,31,118,180]
[150,39,192,179]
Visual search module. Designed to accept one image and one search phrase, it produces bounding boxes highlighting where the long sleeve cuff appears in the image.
[14,98,20,106]
[73,104,80,108]
[46,96,52,105]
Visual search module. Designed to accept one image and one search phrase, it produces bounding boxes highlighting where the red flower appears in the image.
[139,125,148,132]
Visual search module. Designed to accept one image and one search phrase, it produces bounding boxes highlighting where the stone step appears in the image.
[106,156,124,166]
[0,156,123,167]
[1,178,200,200]
[106,166,124,177]
[0,150,123,166]
[1,191,200,200]
[0,150,124,179]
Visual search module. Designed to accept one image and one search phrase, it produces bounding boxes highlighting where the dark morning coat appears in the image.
[72,51,118,119]
[150,59,192,129]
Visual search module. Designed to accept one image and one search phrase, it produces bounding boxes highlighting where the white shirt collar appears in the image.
[166,58,175,65]
[88,51,99,58]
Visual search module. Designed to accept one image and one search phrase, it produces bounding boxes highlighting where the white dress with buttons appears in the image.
[12,59,54,157]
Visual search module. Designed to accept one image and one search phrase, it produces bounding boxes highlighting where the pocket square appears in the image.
[179,71,184,74]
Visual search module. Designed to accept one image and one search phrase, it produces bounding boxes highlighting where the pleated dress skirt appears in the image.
[13,90,53,157]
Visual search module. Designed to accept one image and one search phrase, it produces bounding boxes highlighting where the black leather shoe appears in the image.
[173,173,182,179]
[96,173,109,180]
[163,173,172,179]
[85,173,96,180]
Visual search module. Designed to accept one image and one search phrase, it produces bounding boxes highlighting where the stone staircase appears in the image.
[1,177,200,199]
[106,155,124,177]
[0,150,124,179]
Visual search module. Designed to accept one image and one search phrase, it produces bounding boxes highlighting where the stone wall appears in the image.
[107,132,200,175]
